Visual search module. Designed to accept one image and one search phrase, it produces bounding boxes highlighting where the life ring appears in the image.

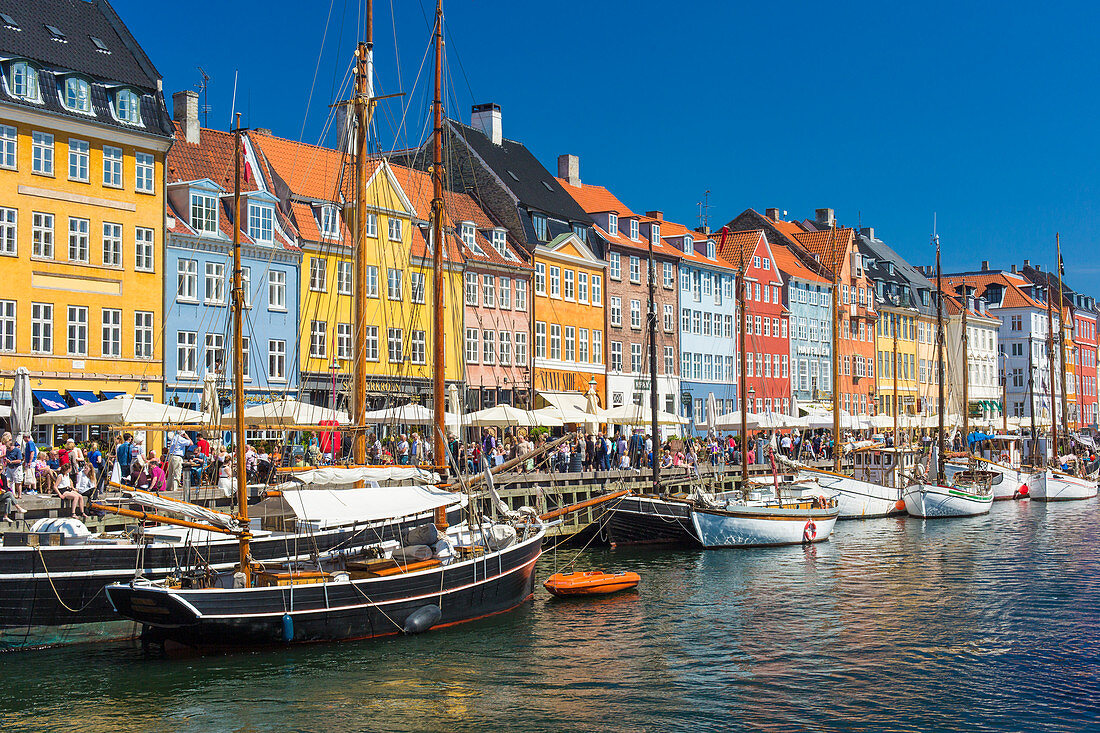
[812,495,827,510]
[999,451,1010,463]
[802,519,817,544]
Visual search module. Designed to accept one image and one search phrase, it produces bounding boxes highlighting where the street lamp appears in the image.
[748,386,756,413]
[330,358,339,412]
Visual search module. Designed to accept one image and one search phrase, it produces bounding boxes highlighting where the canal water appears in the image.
[3,498,1098,732]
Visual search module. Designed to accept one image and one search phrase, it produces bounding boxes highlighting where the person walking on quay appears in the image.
[4,434,23,499]
[166,430,192,493]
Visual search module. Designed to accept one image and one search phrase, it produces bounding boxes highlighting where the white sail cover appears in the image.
[121,490,239,531]
[280,485,464,528]
[282,466,439,486]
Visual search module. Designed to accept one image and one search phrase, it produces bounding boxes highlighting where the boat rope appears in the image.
[34,546,107,614]
[345,577,404,632]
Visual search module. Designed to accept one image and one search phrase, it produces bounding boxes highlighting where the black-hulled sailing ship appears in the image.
[104,6,544,648]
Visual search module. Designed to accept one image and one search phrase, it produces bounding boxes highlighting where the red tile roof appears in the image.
[770,240,830,284]
[715,229,766,272]
[791,227,855,276]
[943,272,1045,310]
[167,123,262,192]
[658,219,736,271]
[248,130,359,202]
[555,179,636,216]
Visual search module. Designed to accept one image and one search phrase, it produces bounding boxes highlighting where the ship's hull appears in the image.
[601,495,701,548]
[105,531,543,648]
[798,470,903,519]
[902,483,993,518]
[0,504,465,650]
[691,505,839,548]
[1028,470,1098,502]
[945,461,1030,500]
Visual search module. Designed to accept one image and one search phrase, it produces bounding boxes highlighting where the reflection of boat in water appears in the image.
[902,470,995,518]
[1027,469,1098,502]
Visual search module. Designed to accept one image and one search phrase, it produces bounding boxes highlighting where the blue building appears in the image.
[163,96,300,411]
[772,241,832,409]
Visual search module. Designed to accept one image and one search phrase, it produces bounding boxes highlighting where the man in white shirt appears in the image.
[166,431,193,493]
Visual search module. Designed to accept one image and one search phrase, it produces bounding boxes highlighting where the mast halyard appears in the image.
[934,229,946,485]
[352,37,372,466]
[1056,233,1070,447]
[1028,339,1038,464]
[829,225,841,472]
[725,227,748,488]
[1046,254,1058,463]
[962,288,969,447]
[230,113,251,585]
[430,0,447,478]
[647,233,660,494]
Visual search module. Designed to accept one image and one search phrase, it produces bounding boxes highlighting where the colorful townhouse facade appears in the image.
[163,94,301,410]
[944,290,1002,423]
[0,0,173,437]
[771,240,832,409]
[1069,293,1097,427]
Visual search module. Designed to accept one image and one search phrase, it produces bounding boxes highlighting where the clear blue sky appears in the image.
[116,0,1100,283]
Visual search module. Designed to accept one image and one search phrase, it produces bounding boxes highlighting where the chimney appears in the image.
[1023,259,1030,267]
[557,154,580,187]
[859,226,874,240]
[471,103,502,146]
[765,207,781,221]
[1011,264,1017,273]
[646,211,664,221]
[335,105,357,155]
[980,260,990,271]
[815,208,835,227]
[172,90,200,145]
[695,225,711,236]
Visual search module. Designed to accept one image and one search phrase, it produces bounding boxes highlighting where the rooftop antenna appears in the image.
[195,67,212,129]
[697,190,711,229]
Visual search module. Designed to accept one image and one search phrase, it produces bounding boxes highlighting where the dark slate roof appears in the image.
[858,232,936,315]
[446,119,593,225]
[0,0,160,89]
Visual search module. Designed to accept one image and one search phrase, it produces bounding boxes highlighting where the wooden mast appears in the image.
[430,0,447,477]
[1056,234,1070,443]
[352,32,372,466]
[230,114,251,584]
[961,290,969,446]
[892,314,899,486]
[829,225,841,472]
[1028,339,1038,463]
[934,230,946,484]
[647,232,660,493]
[1045,258,1058,463]
[727,226,748,487]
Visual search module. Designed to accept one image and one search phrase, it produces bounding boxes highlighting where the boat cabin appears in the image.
[851,448,920,488]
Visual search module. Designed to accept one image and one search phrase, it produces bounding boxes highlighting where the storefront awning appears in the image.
[101,391,127,400]
[32,390,68,412]
[68,390,100,406]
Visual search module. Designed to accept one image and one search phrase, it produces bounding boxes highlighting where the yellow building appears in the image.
[0,5,172,434]
[248,131,464,409]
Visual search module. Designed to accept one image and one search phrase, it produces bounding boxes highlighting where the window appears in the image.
[268,340,286,380]
[11,62,40,101]
[0,207,15,255]
[388,217,403,242]
[102,145,123,187]
[0,300,13,352]
[388,328,404,363]
[663,262,674,288]
[492,229,507,254]
[534,263,546,295]
[483,274,496,307]
[465,273,479,306]
[563,269,575,300]
[249,204,273,243]
[610,297,622,327]
[483,330,496,364]
[335,260,352,295]
[703,312,712,336]
[205,261,226,304]
[630,299,641,329]
[549,266,561,297]
[310,320,327,358]
[111,88,141,124]
[629,256,641,283]
[135,151,155,193]
[515,331,527,366]
[459,222,476,248]
[364,326,379,361]
[499,331,512,365]
[592,330,603,363]
[683,236,694,255]
[365,265,378,298]
[499,277,512,308]
[682,308,691,332]
[410,272,425,304]
[205,333,224,374]
[535,322,546,358]
[239,336,250,380]
[309,258,327,292]
[330,322,351,361]
[67,217,89,262]
[592,275,602,305]
[630,343,642,373]
[67,306,91,355]
[134,311,153,359]
[177,331,197,374]
[693,311,701,334]
[610,341,623,371]
[664,304,674,332]
[630,219,639,240]
[664,346,674,374]
[133,227,154,271]
[177,259,197,300]
[532,213,548,241]
[549,324,561,360]
[608,213,618,236]
[0,125,14,170]
[101,222,122,266]
[410,330,426,364]
[1011,315,1023,331]
[268,270,286,310]
[32,131,53,175]
[190,192,217,233]
[64,77,90,112]
[609,253,621,280]
[67,138,88,181]
[31,303,52,353]
[563,326,575,361]
[320,206,340,237]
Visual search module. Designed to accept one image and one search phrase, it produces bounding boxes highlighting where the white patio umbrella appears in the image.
[200,373,222,428]
[714,410,762,431]
[10,366,31,435]
[361,403,433,424]
[227,397,349,425]
[807,409,857,430]
[467,404,560,427]
[36,396,205,426]
[603,403,689,426]
[705,393,718,435]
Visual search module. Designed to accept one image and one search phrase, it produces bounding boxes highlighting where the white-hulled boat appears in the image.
[691,484,840,548]
[792,448,917,518]
[1027,469,1098,502]
[902,471,995,518]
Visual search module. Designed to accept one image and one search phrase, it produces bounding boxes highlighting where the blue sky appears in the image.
[117,0,1100,281]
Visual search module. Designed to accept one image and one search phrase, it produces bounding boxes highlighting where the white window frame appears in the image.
[32,131,53,176]
[68,216,89,262]
[0,125,15,170]
[134,310,154,359]
[102,145,123,188]
[204,261,226,304]
[268,270,287,310]
[177,331,197,376]
[101,221,122,267]
[135,151,155,193]
[268,339,286,380]
[31,302,52,354]
[68,138,88,182]
[190,192,217,234]
[0,207,15,255]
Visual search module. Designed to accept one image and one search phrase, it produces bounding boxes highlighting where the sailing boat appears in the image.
[105,7,545,648]
[1027,236,1098,502]
[902,227,994,518]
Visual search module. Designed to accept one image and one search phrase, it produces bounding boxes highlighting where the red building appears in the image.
[1072,296,1098,427]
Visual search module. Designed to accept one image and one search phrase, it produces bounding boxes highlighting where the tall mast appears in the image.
[352,33,373,466]
[726,227,747,487]
[961,290,969,446]
[829,225,841,472]
[647,234,660,493]
[1002,351,1008,435]
[430,0,447,470]
[1056,234,1070,444]
[1046,261,1057,463]
[934,230,946,484]
[1028,339,1037,463]
[892,314,899,486]
[230,114,251,585]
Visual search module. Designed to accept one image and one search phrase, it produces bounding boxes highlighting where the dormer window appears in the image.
[63,77,90,113]
[608,213,618,236]
[189,192,217,234]
[532,213,548,242]
[683,236,693,255]
[572,224,587,243]
[46,24,66,42]
[0,13,19,31]
[650,222,660,245]
[491,229,506,254]
[320,206,340,237]
[706,241,716,259]
[461,222,475,248]
[10,61,40,101]
[248,203,273,243]
[114,89,141,124]
[629,219,639,241]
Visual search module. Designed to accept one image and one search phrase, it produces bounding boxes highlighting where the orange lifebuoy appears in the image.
[999,451,1010,463]
[803,519,817,543]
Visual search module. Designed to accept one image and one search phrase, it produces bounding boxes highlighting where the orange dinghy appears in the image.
[543,570,641,597]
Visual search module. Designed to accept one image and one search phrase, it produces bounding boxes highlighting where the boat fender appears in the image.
[802,519,817,544]
[282,613,294,642]
[233,572,246,589]
[403,604,442,634]
[894,499,907,513]
[1014,484,1029,499]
